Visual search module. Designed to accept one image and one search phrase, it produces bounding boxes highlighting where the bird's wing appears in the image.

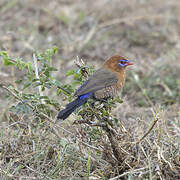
[74,68,118,96]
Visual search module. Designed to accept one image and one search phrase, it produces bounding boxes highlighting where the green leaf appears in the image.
[66,69,75,76]
[102,110,108,116]
[39,96,49,99]
[114,118,118,125]
[72,81,80,86]
[56,89,62,96]
[0,51,15,66]
[4,58,15,66]
[26,62,33,73]
[23,82,32,90]
[74,73,80,79]
[45,46,59,62]
[32,78,39,82]
[50,79,61,87]
[15,79,23,84]
[41,84,45,91]
[16,58,26,70]
[35,52,44,61]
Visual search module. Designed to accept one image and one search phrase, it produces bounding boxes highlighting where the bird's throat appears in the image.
[115,69,126,88]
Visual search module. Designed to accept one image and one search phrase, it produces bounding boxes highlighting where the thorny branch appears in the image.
[0,83,100,151]
[74,56,89,78]
[57,85,71,95]
[74,114,124,163]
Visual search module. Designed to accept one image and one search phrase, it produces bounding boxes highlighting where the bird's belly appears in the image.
[94,85,120,99]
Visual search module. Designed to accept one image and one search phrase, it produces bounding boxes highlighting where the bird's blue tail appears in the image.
[57,93,92,120]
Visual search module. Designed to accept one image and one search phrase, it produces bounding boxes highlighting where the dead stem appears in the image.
[136,111,159,144]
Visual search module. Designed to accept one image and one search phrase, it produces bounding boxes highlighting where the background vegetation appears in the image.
[0,0,179,179]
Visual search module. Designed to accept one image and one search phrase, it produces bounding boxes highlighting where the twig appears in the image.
[33,54,44,104]
[0,83,34,109]
[20,163,53,180]
[154,141,174,171]
[37,113,100,151]
[57,85,71,95]
[73,119,106,127]
[74,56,85,68]
[98,14,164,29]
[74,56,89,77]
[155,82,173,96]
[136,111,159,144]
[109,166,149,180]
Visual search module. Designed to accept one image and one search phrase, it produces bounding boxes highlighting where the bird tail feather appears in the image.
[57,97,87,120]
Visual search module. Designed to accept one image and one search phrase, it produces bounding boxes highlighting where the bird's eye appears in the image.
[118,60,127,67]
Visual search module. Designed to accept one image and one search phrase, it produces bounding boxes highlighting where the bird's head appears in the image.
[104,55,133,72]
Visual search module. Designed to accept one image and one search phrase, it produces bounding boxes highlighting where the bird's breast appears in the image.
[94,70,125,99]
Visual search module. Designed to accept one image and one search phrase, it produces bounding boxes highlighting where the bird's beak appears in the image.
[126,61,133,66]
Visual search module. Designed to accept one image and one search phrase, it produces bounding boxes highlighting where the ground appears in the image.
[0,0,179,179]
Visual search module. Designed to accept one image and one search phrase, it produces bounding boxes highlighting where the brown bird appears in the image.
[57,55,133,120]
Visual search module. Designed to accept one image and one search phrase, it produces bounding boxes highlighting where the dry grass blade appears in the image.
[109,166,149,180]
[137,111,159,144]
[98,14,165,28]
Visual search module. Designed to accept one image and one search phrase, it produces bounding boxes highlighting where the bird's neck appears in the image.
[115,69,126,88]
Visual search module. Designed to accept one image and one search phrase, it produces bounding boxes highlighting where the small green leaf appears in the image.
[72,81,80,86]
[56,89,62,96]
[66,69,75,76]
[41,84,45,91]
[47,66,58,71]
[39,96,49,99]
[45,46,59,61]
[74,73,81,79]
[32,78,39,82]
[102,110,108,116]
[4,58,15,66]
[26,62,33,73]
[23,82,32,90]
[15,79,23,84]
[0,51,15,66]
[51,79,61,87]
[114,118,118,125]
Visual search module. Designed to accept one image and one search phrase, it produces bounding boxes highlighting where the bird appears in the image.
[57,55,133,120]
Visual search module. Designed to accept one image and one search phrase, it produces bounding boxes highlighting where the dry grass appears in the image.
[0,0,180,179]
